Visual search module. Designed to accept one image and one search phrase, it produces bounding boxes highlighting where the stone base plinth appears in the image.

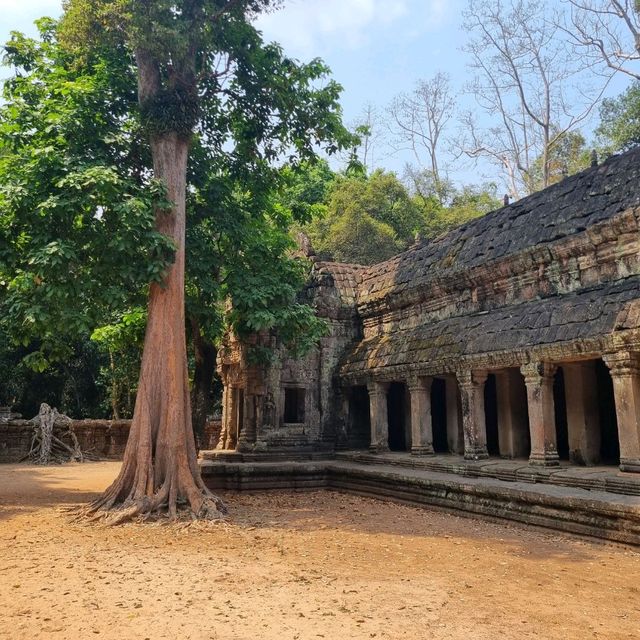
[411,446,434,456]
[529,452,560,467]
[464,448,489,461]
[620,458,640,473]
[369,444,390,454]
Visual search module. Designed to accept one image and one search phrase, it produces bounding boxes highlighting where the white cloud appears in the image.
[255,0,450,58]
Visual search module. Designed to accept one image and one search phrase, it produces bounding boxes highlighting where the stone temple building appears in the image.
[216,148,640,476]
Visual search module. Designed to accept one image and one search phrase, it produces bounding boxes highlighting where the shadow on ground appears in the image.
[0,462,634,565]
[217,488,621,563]
[0,462,118,521]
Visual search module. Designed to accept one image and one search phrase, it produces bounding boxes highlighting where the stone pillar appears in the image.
[367,381,390,453]
[407,376,434,455]
[335,387,351,450]
[521,362,559,466]
[495,369,530,458]
[457,370,489,460]
[227,387,240,450]
[445,377,464,454]
[238,393,257,450]
[562,362,601,465]
[603,352,640,473]
[216,383,230,450]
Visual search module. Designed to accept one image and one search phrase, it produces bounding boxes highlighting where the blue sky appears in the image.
[0,0,632,189]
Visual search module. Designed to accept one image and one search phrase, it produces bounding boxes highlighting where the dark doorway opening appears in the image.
[596,360,620,464]
[484,374,500,456]
[283,387,305,424]
[387,382,408,452]
[553,368,570,460]
[431,378,449,453]
[348,386,371,450]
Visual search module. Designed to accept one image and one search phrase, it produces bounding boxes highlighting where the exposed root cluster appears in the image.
[84,490,228,526]
[23,403,84,465]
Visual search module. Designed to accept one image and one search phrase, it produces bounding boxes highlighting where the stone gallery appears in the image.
[215,148,640,478]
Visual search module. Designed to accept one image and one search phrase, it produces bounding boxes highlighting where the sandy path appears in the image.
[0,462,638,640]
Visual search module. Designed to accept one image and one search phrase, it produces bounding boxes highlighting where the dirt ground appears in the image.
[0,462,639,640]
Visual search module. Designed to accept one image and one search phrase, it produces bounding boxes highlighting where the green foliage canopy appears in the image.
[597,81,640,154]
[0,19,174,371]
[1,16,353,386]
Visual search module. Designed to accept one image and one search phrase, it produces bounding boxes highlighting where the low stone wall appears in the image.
[0,418,221,463]
[200,458,640,545]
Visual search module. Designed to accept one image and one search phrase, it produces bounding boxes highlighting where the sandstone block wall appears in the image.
[0,418,221,463]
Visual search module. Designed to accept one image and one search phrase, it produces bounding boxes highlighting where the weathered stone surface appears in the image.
[340,275,640,380]
[0,418,221,462]
[215,147,640,483]
[200,457,640,545]
[217,260,364,453]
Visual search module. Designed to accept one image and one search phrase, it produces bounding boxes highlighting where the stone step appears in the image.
[200,458,640,546]
[333,451,640,497]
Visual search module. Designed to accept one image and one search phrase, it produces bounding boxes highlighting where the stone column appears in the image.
[445,377,464,454]
[407,376,434,455]
[603,352,640,473]
[238,393,257,450]
[457,370,489,460]
[562,361,601,465]
[521,362,559,466]
[367,381,390,453]
[495,369,530,458]
[216,383,230,450]
[335,387,351,450]
[227,387,240,450]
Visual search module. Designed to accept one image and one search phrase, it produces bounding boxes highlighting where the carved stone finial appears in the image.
[294,231,315,258]
[503,194,510,206]
[591,149,598,167]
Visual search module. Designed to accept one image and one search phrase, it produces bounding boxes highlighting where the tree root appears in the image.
[22,403,84,465]
[81,487,227,525]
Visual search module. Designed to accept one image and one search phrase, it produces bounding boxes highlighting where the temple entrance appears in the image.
[484,374,500,456]
[228,387,244,449]
[494,368,530,459]
[348,386,371,450]
[445,378,464,454]
[431,378,449,453]
[553,368,570,461]
[596,359,620,465]
[387,382,409,452]
[556,360,619,466]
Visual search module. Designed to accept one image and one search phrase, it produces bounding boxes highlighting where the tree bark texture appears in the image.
[90,131,226,522]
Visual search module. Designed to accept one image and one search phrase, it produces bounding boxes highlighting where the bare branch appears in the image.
[460,0,609,195]
[387,72,455,197]
[563,0,640,80]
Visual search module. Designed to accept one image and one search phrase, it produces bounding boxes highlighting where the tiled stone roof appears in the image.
[357,149,640,310]
[340,276,640,377]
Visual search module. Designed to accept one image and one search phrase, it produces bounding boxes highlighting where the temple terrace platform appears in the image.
[199,451,640,546]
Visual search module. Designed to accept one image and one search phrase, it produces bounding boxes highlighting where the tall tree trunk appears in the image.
[89,132,226,522]
[190,316,217,452]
